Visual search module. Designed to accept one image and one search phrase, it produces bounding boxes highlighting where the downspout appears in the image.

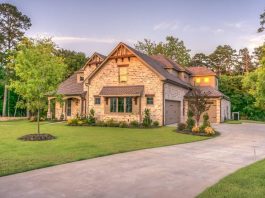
[162,82,165,126]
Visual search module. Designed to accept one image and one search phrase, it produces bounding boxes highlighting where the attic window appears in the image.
[119,65,128,82]
[80,76,84,81]
[204,77,209,83]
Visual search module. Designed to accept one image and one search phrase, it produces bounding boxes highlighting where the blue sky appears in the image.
[3,0,265,56]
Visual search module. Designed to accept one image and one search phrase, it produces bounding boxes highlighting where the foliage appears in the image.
[152,121,159,127]
[55,48,87,78]
[258,9,265,32]
[10,38,66,133]
[208,45,238,75]
[204,127,215,135]
[190,53,210,67]
[142,108,152,127]
[237,48,255,74]
[87,108,96,126]
[129,120,139,128]
[0,3,31,116]
[177,123,187,131]
[135,36,191,66]
[201,113,211,131]
[105,118,119,127]
[186,110,195,130]
[243,56,265,111]
[192,126,200,133]
[119,121,128,128]
[188,86,210,126]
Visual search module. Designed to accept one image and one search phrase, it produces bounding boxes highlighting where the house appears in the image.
[47,42,231,125]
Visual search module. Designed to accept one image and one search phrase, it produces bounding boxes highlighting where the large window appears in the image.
[118,97,124,112]
[66,99,71,116]
[119,66,128,82]
[110,97,132,113]
[126,97,132,112]
[110,98,117,112]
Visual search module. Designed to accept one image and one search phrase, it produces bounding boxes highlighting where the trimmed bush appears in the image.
[87,109,96,126]
[152,121,159,127]
[142,108,152,128]
[177,123,186,131]
[130,120,139,128]
[96,120,106,127]
[119,121,128,128]
[192,126,200,133]
[186,110,195,130]
[105,119,119,127]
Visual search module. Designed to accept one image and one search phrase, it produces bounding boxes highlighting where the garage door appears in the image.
[165,100,181,125]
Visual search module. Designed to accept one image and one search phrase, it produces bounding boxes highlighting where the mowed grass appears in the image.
[0,120,208,177]
[198,159,265,198]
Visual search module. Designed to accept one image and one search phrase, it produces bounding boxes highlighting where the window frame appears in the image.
[118,65,128,83]
[66,99,72,116]
[146,96,154,105]
[79,76,84,81]
[94,97,101,105]
[109,97,133,113]
[110,98,117,112]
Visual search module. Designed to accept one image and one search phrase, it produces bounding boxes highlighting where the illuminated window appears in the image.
[195,78,201,83]
[204,77,209,83]
[119,66,128,82]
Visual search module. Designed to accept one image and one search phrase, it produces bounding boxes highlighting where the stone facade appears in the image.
[88,57,164,124]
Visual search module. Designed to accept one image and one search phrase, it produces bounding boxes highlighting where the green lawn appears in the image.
[0,120,208,177]
[198,159,265,198]
[225,120,265,124]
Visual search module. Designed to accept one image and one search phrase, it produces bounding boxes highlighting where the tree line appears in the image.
[0,3,88,117]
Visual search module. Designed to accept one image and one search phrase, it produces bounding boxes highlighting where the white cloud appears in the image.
[153,22,178,31]
[239,34,265,52]
[225,21,246,29]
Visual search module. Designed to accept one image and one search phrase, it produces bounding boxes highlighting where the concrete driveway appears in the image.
[0,123,265,198]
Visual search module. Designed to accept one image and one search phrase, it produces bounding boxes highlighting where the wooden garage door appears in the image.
[165,100,181,125]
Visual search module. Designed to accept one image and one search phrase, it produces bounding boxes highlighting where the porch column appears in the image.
[47,98,51,119]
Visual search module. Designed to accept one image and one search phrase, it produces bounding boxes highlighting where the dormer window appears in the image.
[80,76,84,81]
[195,78,201,83]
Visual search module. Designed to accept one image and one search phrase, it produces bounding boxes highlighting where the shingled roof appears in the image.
[99,85,144,96]
[56,73,85,95]
[123,43,191,89]
[187,66,216,76]
[185,86,229,100]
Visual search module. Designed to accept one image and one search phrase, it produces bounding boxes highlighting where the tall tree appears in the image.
[208,45,238,75]
[237,48,254,74]
[253,43,265,67]
[135,36,191,66]
[190,53,210,67]
[258,9,265,33]
[0,3,31,116]
[10,38,66,134]
[55,49,87,78]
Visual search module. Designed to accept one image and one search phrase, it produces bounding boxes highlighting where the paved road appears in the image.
[1,123,265,198]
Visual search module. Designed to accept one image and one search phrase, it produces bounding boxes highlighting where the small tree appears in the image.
[142,108,152,127]
[188,86,210,126]
[87,108,96,126]
[10,38,66,134]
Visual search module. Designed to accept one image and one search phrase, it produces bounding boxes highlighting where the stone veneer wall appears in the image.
[221,98,231,122]
[164,83,189,123]
[88,57,164,124]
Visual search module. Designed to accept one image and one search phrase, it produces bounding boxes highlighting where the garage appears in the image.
[165,100,181,125]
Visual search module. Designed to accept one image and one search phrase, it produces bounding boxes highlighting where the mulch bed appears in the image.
[18,133,56,141]
[177,130,220,137]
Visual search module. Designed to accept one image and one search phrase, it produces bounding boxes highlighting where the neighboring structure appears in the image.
[47,42,230,125]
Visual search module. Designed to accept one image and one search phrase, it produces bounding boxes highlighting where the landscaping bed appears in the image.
[18,133,55,141]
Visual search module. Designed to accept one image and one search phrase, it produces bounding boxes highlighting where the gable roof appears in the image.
[85,42,191,89]
[56,73,84,95]
[187,66,216,76]
[185,86,229,100]
[82,52,106,70]
[151,55,192,74]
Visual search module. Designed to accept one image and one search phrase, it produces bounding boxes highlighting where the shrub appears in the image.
[67,118,78,126]
[201,113,210,129]
[77,120,84,126]
[105,119,119,127]
[130,120,139,128]
[142,108,152,128]
[119,121,128,128]
[67,119,73,125]
[87,109,96,126]
[152,121,159,127]
[177,123,186,131]
[186,110,195,131]
[192,126,200,133]
[204,126,215,135]
[96,120,106,127]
